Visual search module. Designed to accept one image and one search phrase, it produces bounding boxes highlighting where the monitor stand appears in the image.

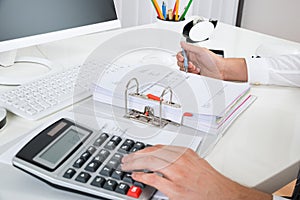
[0,48,55,86]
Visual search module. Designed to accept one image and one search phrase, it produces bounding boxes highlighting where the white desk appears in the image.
[1,19,300,199]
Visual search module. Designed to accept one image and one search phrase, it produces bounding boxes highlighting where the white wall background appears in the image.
[114,0,239,28]
[241,0,300,43]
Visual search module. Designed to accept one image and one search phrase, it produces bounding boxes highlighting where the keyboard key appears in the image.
[63,168,76,179]
[91,176,106,188]
[115,183,130,195]
[127,186,142,198]
[75,172,91,183]
[0,65,92,120]
[103,179,117,191]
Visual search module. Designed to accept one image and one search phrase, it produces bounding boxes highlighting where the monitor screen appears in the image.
[0,0,120,53]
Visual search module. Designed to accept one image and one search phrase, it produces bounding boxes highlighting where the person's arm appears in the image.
[177,41,248,81]
[246,54,300,87]
[121,145,272,200]
[178,42,300,87]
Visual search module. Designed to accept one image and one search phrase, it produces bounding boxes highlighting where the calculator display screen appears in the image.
[39,129,85,165]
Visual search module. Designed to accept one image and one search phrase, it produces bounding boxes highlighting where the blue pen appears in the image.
[182,48,188,73]
[162,2,167,20]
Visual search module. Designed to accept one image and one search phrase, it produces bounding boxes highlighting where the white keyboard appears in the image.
[0,65,94,120]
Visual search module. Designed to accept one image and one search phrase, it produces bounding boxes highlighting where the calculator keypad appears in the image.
[62,133,154,199]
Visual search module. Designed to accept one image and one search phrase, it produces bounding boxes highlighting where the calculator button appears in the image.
[110,136,122,145]
[111,169,124,180]
[112,153,123,162]
[127,186,142,198]
[133,142,145,150]
[129,147,139,153]
[103,179,117,191]
[63,168,76,179]
[134,181,145,188]
[87,146,97,154]
[98,149,110,158]
[80,151,91,161]
[75,172,91,183]
[73,158,85,168]
[93,133,109,147]
[115,183,130,195]
[91,176,106,188]
[107,159,120,169]
[118,144,132,154]
[123,173,134,184]
[123,139,135,147]
[85,160,102,172]
[99,165,113,177]
[104,141,117,150]
[94,149,110,163]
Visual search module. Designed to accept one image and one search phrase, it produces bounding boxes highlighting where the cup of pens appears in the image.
[151,0,192,22]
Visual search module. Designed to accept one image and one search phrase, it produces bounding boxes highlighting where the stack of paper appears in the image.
[92,63,255,135]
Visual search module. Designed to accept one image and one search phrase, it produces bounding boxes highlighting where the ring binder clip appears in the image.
[124,78,180,128]
[125,78,139,116]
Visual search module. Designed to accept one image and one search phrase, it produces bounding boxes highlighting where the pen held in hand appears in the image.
[182,48,188,73]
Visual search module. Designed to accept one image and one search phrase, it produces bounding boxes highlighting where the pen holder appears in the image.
[155,16,188,32]
[157,16,185,22]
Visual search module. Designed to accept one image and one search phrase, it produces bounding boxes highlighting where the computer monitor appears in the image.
[0,0,121,85]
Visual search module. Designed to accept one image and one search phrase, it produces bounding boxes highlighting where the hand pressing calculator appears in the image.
[12,118,156,200]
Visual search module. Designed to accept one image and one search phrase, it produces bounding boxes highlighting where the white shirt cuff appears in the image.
[245,57,270,85]
[273,194,290,200]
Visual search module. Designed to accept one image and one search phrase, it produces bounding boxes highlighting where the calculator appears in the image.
[12,118,156,200]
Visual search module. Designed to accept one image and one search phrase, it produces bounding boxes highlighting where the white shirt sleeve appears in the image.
[273,194,290,200]
[245,54,300,87]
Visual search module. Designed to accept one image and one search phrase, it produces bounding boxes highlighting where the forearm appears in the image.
[222,58,248,82]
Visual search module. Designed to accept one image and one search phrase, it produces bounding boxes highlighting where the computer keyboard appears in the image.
[0,65,94,120]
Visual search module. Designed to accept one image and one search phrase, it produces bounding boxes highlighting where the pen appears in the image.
[172,1,177,18]
[162,2,167,20]
[182,48,188,73]
[175,0,180,21]
[179,0,193,21]
[151,0,164,20]
[168,9,173,20]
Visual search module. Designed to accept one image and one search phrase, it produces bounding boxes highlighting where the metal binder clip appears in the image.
[124,78,180,128]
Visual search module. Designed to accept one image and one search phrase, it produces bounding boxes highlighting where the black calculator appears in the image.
[13,118,156,200]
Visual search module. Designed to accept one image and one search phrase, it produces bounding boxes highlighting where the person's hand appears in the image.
[177,41,226,80]
[121,145,272,200]
[177,42,248,82]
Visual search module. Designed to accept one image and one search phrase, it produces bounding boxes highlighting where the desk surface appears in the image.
[1,19,300,199]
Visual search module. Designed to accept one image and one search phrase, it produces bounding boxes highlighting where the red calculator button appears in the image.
[127,186,142,198]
